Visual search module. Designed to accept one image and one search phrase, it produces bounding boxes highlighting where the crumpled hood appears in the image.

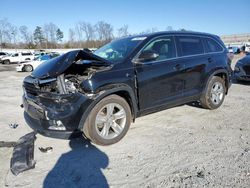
[32,50,111,79]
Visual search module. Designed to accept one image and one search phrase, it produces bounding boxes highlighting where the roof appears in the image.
[117,31,219,42]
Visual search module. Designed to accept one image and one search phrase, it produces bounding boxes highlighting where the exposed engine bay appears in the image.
[23,50,112,97]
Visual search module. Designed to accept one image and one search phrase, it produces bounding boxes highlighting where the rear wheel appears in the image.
[3,60,10,64]
[24,65,33,72]
[83,95,131,145]
[200,76,226,109]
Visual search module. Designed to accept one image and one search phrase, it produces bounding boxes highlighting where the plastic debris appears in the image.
[9,123,19,129]
[10,132,36,176]
[39,147,53,153]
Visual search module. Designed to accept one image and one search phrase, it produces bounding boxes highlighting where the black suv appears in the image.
[23,31,232,145]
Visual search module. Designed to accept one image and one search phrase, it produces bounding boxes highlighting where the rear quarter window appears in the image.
[204,38,223,53]
[176,36,204,56]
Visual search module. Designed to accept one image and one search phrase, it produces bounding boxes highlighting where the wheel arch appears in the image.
[24,64,33,72]
[78,84,138,130]
[203,69,230,95]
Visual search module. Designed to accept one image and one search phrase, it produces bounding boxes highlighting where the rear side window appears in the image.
[205,38,223,53]
[176,36,204,56]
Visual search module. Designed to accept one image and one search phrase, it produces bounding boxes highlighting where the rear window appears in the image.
[177,36,204,56]
[205,38,223,53]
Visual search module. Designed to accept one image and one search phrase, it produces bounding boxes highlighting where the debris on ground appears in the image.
[197,170,205,178]
[38,147,53,153]
[10,132,36,176]
[9,123,19,129]
[0,141,17,148]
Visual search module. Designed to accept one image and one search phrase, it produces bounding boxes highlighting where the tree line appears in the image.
[0,18,180,49]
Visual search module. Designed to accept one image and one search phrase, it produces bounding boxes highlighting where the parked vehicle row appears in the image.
[22,31,233,145]
[0,52,34,64]
[227,44,250,54]
[0,50,56,64]
[16,52,60,72]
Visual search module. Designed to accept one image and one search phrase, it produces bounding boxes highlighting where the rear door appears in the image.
[175,35,208,98]
[135,35,186,111]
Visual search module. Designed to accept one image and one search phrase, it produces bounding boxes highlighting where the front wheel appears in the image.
[200,76,226,110]
[83,95,131,145]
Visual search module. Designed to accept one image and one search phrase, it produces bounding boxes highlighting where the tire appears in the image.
[83,94,131,145]
[24,65,33,72]
[200,76,226,110]
[3,60,10,64]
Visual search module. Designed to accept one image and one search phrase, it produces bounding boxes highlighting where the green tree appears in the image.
[56,28,64,42]
[33,26,44,47]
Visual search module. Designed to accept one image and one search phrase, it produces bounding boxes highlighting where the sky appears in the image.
[1,0,250,40]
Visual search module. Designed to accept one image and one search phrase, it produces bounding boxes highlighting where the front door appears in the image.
[135,36,185,111]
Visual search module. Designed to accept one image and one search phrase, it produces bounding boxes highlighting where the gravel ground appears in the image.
[0,55,249,188]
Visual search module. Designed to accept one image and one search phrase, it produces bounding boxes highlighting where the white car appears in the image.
[1,52,34,64]
[0,52,9,59]
[16,54,59,72]
[245,44,250,53]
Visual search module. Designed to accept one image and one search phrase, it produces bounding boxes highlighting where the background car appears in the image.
[0,52,9,62]
[234,54,250,81]
[228,46,240,54]
[16,53,60,72]
[0,52,9,58]
[0,52,34,64]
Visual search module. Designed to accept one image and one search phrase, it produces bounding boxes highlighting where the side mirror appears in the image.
[137,50,159,63]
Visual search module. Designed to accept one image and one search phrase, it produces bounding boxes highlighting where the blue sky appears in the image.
[1,0,250,39]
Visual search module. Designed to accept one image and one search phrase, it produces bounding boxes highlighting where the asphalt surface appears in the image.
[0,55,249,187]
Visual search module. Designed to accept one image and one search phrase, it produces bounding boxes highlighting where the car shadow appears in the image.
[232,78,250,86]
[43,137,109,188]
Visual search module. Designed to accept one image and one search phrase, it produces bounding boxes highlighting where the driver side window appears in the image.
[141,36,176,62]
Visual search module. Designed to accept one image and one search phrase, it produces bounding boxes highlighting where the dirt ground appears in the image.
[0,55,249,188]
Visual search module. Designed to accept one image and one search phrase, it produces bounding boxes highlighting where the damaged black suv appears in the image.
[23,31,232,145]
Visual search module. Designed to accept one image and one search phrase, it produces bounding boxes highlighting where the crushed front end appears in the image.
[22,50,111,139]
[23,75,92,138]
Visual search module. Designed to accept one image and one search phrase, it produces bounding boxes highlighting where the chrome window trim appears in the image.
[132,34,225,65]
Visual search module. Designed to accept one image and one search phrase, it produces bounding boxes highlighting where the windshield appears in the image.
[94,37,145,63]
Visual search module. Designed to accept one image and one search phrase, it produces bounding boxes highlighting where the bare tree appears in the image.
[43,22,58,48]
[10,25,18,45]
[19,26,33,48]
[78,21,95,41]
[75,23,83,41]
[95,21,114,42]
[0,18,12,49]
[117,25,129,38]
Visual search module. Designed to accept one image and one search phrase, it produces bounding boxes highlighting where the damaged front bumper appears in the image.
[23,91,92,139]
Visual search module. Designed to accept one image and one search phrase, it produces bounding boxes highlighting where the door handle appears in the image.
[208,57,213,63]
[174,64,183,71]
[126,73,132,78]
